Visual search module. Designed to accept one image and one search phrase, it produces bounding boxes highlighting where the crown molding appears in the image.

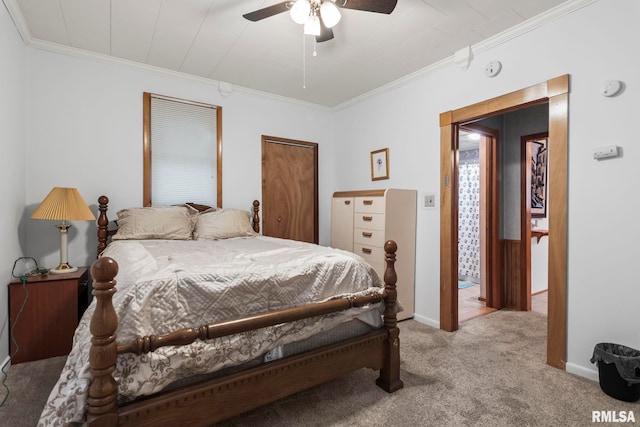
[331,0,598,111]
[471,0,598,56]
[25,38,330,112]
[2,0,31,43]
[6,0,597,112]
[4,0,325,110]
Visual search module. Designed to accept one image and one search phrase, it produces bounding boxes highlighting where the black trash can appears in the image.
[591,342,640,402]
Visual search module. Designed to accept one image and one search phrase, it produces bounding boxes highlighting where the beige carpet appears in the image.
[0,310,637,426]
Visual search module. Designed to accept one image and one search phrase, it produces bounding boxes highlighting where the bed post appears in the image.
[376,240,404,392]
[87,257,119,426]
[97,196,110,257]
[252,200,260,233]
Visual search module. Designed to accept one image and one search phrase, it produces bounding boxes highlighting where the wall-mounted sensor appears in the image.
[593,145,620,160]
[485,61,502,77]
[600,80,622,97]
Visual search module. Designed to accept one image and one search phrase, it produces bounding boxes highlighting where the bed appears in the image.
[39,196,403,426]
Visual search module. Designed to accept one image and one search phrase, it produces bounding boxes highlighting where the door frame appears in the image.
[520,132,549,311]
[440,75,569,369]
[457,124,500,310]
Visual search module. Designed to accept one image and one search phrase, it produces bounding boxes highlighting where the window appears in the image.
[143,92,222,207]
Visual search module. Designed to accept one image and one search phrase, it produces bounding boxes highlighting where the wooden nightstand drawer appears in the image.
[8,267,89,364]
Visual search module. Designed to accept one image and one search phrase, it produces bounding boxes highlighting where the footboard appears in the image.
[87,241,402,426]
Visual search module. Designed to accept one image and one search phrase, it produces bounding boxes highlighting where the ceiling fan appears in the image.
[243,0,398,43]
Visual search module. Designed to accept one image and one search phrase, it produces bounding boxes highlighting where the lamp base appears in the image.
[50,263,78,274]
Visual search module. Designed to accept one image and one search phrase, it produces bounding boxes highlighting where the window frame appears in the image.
[142,92,222,208]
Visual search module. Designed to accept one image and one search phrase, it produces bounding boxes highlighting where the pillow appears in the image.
[112,205,195,240]
[194,209,257,240]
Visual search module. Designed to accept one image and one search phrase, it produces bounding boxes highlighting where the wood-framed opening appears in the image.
[457,124,500,315]
[521,132,549,312]
[440,75,569,369]
[142,92,223,208]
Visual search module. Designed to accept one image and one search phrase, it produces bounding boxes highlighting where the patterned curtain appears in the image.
[458,150,480,281]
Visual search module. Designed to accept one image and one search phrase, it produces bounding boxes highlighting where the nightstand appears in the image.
[8,267,89,364]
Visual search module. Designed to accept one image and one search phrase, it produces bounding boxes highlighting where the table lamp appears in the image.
[31,187,95,274]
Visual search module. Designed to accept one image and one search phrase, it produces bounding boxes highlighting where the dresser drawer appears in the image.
[354,212,385,230]
[354,244,385,266]
[354,196,385,214]
[353,228,386,247]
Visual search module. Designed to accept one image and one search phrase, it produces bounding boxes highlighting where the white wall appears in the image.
[332,0,640,378]
[23,48,335,271]
[0,4,26,365]
[9,0,640,382]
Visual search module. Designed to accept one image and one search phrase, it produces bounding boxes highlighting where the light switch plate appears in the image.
[593,145,620,160]
[423,194,435,208]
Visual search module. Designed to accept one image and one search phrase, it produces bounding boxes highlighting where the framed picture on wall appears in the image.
[370,148,389,180]
[525,133,549,218]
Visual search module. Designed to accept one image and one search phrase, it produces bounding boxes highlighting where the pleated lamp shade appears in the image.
[31,187,95,274]
[31,187,95,221]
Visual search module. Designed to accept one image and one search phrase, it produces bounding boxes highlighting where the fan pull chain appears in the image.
[302,33,306,89]
[313,37,317,57]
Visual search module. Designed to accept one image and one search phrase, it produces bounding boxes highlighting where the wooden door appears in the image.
[262,135,318,243]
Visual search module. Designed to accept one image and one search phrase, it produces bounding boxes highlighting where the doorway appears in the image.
[457,125,499,322]
[521,132,550,312]
[261,135,318,243]
[440,75,569,369]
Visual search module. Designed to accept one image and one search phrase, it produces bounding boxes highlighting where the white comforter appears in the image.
[39,236,384,426]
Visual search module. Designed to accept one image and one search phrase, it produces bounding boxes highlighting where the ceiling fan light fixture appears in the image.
[304,14,321,36]
[320,1,341,28]
[290,0,311,25]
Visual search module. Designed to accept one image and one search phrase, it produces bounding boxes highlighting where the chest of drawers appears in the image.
[331,189,416,320]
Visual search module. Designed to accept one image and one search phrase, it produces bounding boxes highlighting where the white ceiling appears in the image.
[9,0,570,107]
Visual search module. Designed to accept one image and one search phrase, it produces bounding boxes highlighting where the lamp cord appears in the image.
[0,259,34,407]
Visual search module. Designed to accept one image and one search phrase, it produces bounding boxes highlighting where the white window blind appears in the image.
[150,96,218,206]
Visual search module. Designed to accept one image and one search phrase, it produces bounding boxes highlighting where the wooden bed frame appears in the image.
[88,196,403,426]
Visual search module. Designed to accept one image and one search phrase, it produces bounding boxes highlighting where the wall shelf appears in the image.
[531,229,549,244]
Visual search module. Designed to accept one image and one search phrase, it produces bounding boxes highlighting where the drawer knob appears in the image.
[361,248,372,254]
[363,200,373,205]
[362,232,373,237]
[362,216,373,221]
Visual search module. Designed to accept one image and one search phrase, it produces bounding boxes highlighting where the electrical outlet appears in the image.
[423,194,435,208]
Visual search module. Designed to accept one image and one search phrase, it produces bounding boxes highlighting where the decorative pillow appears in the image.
[194,209,257,240]
[112,205,195,240]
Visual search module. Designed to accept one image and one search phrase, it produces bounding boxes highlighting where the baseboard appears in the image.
[412,313,439,329]
[566,362,598,382]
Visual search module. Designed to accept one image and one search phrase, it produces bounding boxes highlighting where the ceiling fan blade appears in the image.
[335,0,397,14]
[243,1,293,22]
[316,16,334,42]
